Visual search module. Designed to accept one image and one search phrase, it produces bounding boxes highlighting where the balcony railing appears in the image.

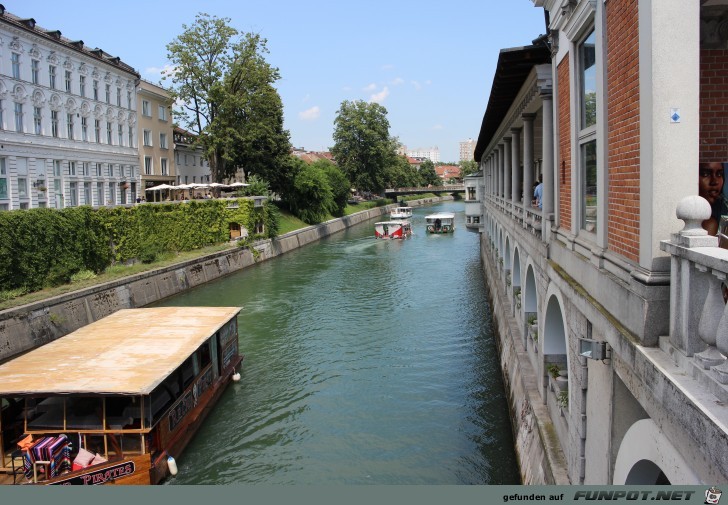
[660,196,728,401]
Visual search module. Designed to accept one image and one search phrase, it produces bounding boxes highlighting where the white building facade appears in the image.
[0,7,140,210]
[405,146,440,164]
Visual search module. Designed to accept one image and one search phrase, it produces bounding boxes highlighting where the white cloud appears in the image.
[411,80,422,90]
[391,77,404,86]
[432,124,443,130]
[382,64,395,71]
[145,63,176,78]
[363,83,377,92]
[370,86,390,104]
[299,106,321,121]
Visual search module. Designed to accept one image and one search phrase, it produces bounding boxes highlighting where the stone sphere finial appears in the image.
[676,195,712,236]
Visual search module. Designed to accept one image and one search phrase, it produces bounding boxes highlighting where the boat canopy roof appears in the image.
[0,307,241,397]
[376,220,410,225]
[425,213,455,220]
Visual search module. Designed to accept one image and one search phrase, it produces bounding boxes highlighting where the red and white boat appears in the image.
[374,220,412,239]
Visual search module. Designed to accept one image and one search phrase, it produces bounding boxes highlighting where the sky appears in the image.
[11,1,547,163]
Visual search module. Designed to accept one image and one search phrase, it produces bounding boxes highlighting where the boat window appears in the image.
[179,355,196,390]
[27,396,66,430]
[1,397,23,448]
[198,341,211,370]
[66,397,103,430]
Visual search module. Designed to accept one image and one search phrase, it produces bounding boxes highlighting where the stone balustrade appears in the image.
[660,195,728,399]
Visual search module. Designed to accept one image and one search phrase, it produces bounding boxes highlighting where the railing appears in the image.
[660,196,728,401]
[486,194,543,239]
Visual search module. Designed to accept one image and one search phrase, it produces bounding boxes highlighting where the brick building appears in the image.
[471,0,728,485]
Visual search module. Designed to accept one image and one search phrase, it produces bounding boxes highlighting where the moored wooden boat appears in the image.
[0,306,243,485]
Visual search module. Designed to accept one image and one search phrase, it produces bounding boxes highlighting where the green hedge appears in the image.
[0,199,278,292]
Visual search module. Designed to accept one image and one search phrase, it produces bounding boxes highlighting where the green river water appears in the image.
[152,201,519,485]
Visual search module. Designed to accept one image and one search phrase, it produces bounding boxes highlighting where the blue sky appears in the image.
[12,1,546,163]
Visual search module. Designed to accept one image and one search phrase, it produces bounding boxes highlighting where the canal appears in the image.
[152,201,519,485]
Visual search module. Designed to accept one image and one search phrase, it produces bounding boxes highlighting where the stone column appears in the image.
[522,113,536,208]
[503,138,512,201]
[541,93,554,217]
[498,144,505,198]
[511,128,521,205]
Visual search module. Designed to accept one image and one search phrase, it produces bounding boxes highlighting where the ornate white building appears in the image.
[0,7,140,210]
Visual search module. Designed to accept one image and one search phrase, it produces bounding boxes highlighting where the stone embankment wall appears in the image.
[0,197,450,363]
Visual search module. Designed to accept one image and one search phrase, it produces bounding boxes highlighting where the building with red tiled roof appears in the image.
[436,165,461,182]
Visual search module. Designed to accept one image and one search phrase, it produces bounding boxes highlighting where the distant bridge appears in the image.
[384,184,464,198]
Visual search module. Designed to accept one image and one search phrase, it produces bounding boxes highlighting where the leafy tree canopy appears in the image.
[164,13,291,186]
[331,100,395,194]
[460,160,479,178]
[418,159,441,187]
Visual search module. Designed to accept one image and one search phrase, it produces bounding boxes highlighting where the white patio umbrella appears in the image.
[145,183,174,191]
[228,182,250,188]
[145,183,174,202]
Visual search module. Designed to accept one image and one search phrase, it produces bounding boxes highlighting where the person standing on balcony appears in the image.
[699,162,726,236]
[533,179,543,210]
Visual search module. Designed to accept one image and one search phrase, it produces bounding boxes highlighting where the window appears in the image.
[67,113,74,140]
[128,126,134,147]
[94,162,102,177]
[14,102,23,133]
[0,158,7,200]
[142,100,151,117]
[84,182,91,205]
[51,111,59,138]
[143,129,152,146]
[116,87,121,107]
[578,29,598,234]
[158,105,167,121]
[95,119,100,143]
[54,178,63,208]
[31,59,39,84]
[81,162,89,177]
[144,156,152,175]
[69,181,78,206]
[96,181,104,204]
[105,84,111,104]
[106,122,112,144]
[53,160,62,177]
[65,70,72,92]
[161,158,168,175]
[49,65,56,89]
[160,132,167,149]
[108,182,116,205]
[11,53,20,79]
[17,178,27,199]
[81,117,88,141]
[80,75,86,97]
[69,161,76,176]
[127,91,132,110]
[34,107,42,135]
[118,124,124,146]
[93,80,99,101]
[0,100,4,130]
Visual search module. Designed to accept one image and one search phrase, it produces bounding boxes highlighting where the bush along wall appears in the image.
[0,198,278,293]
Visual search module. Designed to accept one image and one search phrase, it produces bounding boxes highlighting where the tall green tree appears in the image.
[286,158,335,224]
[164,13,291,185]
[460,160,479,178]
[331,100,395,194]
[313,159,350,217]
[419,159,441,187]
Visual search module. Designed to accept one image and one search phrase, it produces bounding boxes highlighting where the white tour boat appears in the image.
[374,220,412,239]
[390,207,413,220]
[425,212,456,234]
